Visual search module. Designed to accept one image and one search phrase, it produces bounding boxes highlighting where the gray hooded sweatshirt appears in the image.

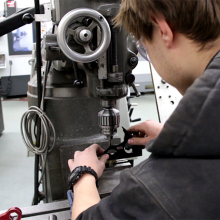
[76,51,220,220]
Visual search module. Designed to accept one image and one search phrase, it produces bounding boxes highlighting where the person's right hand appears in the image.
[127,120,164,146]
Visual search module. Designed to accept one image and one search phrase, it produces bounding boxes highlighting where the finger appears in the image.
[99,154,109,163]
[68,159,74,171]
[140,132,146,137]
[74,151,80,158]
[131,131,146,137]
[89,144,104,155]
[128,122,147,133]
[130,131,140,137]
[68,159,74,166]
[128,137,150,146]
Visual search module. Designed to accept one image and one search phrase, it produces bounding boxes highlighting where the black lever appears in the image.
[0,5,44,37]
[127,96,141,123]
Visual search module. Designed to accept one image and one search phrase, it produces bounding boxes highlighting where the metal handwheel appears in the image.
[57,8,111,63]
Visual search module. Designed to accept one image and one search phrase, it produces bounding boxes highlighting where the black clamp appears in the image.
[104,127,144,160]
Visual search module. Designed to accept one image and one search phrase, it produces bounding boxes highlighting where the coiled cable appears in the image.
[20,106,56,155]
[21,61,55,202]
[21,60,55,155]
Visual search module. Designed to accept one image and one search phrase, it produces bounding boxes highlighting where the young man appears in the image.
[68,0,220,219]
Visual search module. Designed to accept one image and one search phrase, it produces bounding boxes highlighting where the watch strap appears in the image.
[68,166,99,191]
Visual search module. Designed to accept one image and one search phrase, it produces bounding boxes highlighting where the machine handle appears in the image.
[131,83,141,97]
[0,5,44,37]
[0,207,22,220]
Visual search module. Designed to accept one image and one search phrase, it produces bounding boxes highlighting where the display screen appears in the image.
[7,23,36,55]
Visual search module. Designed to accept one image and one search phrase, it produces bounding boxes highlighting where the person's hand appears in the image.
[68,144,109,178]
[127,120,164,146]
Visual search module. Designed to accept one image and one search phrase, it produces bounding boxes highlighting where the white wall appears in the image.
[0,0,50,77]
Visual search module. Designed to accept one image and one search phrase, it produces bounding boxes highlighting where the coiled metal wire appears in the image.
[20,106,56,155]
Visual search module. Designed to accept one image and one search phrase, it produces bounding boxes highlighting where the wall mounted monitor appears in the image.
[7,22,36,55]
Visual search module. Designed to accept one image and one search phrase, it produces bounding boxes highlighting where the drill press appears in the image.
[26,0,141,202]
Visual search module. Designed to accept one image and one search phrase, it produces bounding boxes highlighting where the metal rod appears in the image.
[33,0,42,206]
[0,7,37,37]
[112,28,118,66]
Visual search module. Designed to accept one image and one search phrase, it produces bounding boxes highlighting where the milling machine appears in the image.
[18,0,142,203]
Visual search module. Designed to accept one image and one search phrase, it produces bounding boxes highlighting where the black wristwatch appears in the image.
[68,166,99,191]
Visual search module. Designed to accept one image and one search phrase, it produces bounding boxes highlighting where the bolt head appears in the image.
[129,56,138,67]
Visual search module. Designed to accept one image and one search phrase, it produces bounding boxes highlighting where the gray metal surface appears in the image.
[51,0,121,23]
[28,92,121,201]
[22,211,70,220]
[42,34,67,61]
[98,53,107,79]
[79,29,92,42]
[28,75,89,98]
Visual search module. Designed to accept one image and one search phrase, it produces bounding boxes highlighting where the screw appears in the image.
[161,79,166,84]
[129,56,138,66]
[125,144,132,150]
[157,86,160,89]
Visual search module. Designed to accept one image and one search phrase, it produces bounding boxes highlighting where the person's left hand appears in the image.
[68,144,109,178]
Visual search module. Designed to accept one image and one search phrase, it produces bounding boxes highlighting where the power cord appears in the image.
[21,18,56,204]
[20,106,55,155]
[20,61,56,203]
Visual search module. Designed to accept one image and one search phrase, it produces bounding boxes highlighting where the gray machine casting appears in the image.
[28,0,139,202]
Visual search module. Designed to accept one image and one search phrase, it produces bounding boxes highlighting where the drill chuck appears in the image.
[98,108,120,140]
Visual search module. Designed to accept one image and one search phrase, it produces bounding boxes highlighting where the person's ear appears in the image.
[150,13,173,48]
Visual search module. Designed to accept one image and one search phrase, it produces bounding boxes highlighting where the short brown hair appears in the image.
[114,0,220,45]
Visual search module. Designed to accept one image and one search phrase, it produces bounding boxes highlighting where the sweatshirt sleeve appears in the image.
[76,168,171,220]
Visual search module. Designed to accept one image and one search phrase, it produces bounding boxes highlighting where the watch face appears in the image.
[75,167,81,173]
[69,167,81,180]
